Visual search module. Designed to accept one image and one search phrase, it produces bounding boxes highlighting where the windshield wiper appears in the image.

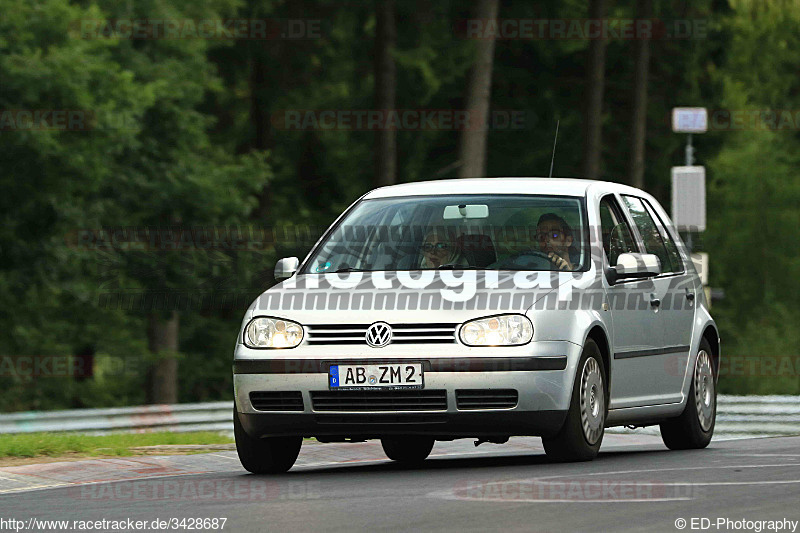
[437,264,481,270]
[333,267,367,273]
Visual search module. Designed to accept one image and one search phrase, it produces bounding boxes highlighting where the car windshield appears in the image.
[302,194,587,273]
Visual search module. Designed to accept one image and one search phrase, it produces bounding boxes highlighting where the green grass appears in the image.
[0,432,233,458]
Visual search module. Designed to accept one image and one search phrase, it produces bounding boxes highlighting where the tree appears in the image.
[0,0,271,408]
[704,0,800,394]
[146,312,179,403]
[458,0,499,178]
[374,0,397,186]
[628,0,652,188]
[3,0,798,408]
[582,0,608,180]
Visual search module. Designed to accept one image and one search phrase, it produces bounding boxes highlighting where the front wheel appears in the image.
[543,339,606,462]
[660,339,716,450]
[234,407,302,474]
[381,436,435,463]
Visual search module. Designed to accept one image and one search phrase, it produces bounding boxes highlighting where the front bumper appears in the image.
[237,410,568,439]
[233,341,581,440]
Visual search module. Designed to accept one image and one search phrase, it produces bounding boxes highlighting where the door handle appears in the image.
[650,297,661,308]
[686,290,695,301]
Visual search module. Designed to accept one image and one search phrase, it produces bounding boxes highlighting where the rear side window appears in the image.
[599,196,638,266]
[642,199,683,273]
[620,196,681,274]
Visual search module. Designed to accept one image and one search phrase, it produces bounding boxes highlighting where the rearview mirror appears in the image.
[606,253,661,285]
[274,257,299,281]
[443,204,489,219]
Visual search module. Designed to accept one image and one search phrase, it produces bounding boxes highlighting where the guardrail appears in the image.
[715,395,800,437]
[0,402,232,435]
[611,395,800,438]
[0,396,798,437]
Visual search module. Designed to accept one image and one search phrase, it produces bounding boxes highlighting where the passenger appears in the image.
[419,228,466,269]
[536,213,578,271]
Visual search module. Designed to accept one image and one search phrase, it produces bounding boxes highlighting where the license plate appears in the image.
[329,363,424,389]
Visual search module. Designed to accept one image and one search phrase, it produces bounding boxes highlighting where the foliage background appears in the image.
[1,0,798,410]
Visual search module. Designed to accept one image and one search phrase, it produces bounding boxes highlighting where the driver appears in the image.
[536,213,576,271]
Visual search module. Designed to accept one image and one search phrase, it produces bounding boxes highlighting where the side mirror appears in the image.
[606,253,661,285]
[274,257,299,281]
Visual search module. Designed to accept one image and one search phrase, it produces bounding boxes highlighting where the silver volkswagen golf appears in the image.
[233,178,719,473]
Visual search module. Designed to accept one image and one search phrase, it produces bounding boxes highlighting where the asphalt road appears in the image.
[1,435,800,532]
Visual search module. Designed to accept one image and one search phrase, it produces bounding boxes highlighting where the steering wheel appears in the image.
[491,250,555,270]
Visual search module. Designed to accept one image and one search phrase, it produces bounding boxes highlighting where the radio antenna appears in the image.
[548,119,560,178]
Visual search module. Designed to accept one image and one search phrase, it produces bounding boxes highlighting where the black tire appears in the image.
[381,436,435,463]
[543,339,607,462]
[660,338,716,450]
[234,407,302,474]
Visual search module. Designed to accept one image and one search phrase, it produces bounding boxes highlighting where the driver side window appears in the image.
[599,196,637,266]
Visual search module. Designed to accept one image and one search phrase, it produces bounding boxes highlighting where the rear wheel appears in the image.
[543,339,606,462]
[381,436,435,463]
[660,339,716,450]
[234,407,302,474]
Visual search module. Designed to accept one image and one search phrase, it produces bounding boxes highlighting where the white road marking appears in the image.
[427,463,800,503]
[208,454,240,461]
[0,473,31,485]
[731,453,800,457]
[3,441,799,497]
[0,483,69,494]
[643,479,800,487]
[438,496,693,503]
[291,448,545,469]
[533,462,800,481]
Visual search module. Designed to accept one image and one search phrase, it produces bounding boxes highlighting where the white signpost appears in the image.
[671,107,707,260]
[671,166,706,232]
[671,107,708,134]
[672,107,708,166]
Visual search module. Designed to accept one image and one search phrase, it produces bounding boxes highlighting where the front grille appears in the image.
[305,323,457,345]
[310,389,447,411]
[250,391,304,411]
[315,414,447,425]
[456,389,518,410]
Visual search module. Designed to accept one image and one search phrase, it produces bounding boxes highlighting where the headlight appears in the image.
[459,314,533,346]
[244,317,304,348]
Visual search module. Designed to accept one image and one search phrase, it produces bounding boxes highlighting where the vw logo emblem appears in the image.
[365,322,392,348]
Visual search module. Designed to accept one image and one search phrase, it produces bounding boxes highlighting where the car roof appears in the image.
[363,177,647,199]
